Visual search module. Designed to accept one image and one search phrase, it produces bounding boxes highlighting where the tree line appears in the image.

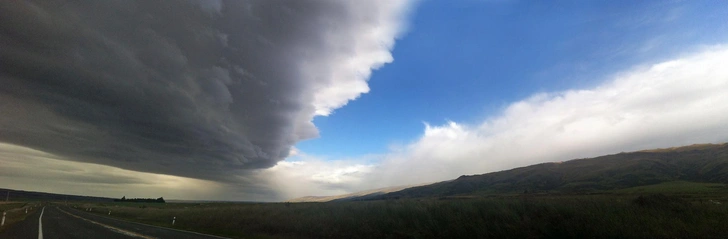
[114,196,165,203]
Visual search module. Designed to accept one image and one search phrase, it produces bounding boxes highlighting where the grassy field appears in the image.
[0,202,42,233]
[68,190,728,239]
[614,181,728,195]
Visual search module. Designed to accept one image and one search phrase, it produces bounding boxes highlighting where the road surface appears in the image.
[0,205,229,239]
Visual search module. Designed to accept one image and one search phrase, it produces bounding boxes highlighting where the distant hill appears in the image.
[0,188,115,202]
[351,143,728,200]
[288,184,428,202]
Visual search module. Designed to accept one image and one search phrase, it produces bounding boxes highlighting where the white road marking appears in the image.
[38,206,45,239]
[56,207,157,239]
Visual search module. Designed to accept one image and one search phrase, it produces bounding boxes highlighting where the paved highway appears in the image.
[0,205,229,239]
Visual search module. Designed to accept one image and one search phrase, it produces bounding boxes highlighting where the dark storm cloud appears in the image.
[0,166,148,185]
[0,0,409,181]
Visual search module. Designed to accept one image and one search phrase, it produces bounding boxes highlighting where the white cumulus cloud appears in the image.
[306,0,413,116]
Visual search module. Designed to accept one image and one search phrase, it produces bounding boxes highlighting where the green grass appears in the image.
[615,181,728,194]
[69,193,728,239]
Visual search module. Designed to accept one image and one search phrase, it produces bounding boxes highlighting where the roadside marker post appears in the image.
[1,211,5,227]
[108,210,111,215]
[172,216,176,226]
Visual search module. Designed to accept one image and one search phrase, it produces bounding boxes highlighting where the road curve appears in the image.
[0,205,229,239]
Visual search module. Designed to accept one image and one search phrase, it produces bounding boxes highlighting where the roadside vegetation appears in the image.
[0,202,42,233]
[71,190,728,239]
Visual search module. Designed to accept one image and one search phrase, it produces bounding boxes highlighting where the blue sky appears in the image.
[296,0,728,159]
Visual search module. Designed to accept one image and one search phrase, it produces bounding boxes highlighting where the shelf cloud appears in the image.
[0,0,413,181]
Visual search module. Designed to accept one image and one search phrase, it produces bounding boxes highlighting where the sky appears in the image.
[1,0,727,201]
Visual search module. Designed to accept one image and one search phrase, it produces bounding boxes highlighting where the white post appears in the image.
[1,212,5,227]
[108,210,111,215]
[25,208,28,214]
[172,216,176,225]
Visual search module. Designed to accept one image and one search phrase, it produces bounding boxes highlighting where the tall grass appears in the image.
[74,195,728,239]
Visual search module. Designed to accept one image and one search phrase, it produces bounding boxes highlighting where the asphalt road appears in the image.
[0,205,229,239]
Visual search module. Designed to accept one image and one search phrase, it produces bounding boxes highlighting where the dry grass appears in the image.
[0,202,42,233]
[69,194,728,239]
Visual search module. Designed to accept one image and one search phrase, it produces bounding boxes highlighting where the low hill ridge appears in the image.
[288,184,427,202]
[351,143,728,200]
